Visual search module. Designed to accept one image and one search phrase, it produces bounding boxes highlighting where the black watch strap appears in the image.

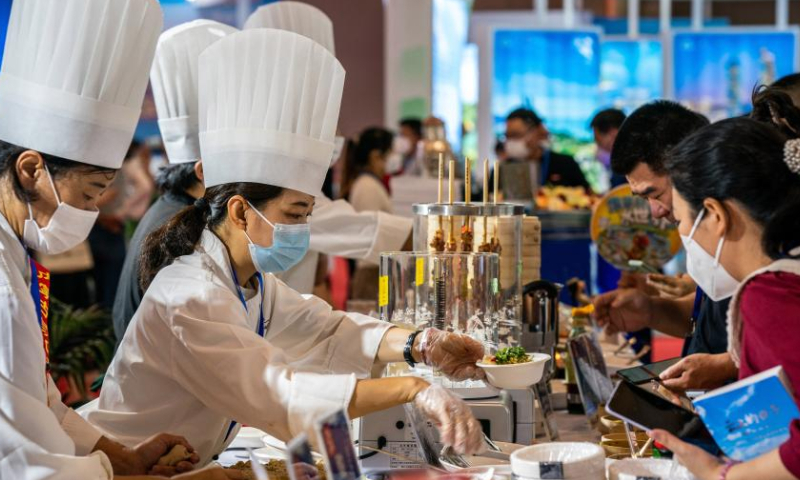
[404,330,422,368]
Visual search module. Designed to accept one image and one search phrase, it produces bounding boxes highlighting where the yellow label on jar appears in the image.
[415,258,425,286]
[379,275,389,307]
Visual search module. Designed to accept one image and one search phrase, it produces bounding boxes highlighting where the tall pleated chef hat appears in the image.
[244,1,335,55]
[199,29,345,195]
[151,20,238,164]
[0,0,162,169]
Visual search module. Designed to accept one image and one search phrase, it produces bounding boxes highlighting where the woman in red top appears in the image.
[648,104,800,480]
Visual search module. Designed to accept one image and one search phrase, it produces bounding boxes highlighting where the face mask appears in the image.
[244,201,310,273]
[681,208,739,301]
[504,139,530,159]
[386,151,404,175]
[330,136,346,167]
[539,138,552,151]
[393,136,414,156]
[23,165,99,254]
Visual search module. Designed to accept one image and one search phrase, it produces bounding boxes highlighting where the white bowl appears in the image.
[478,353,551,390]
[229,426,267,449]
[608,458,697,480]
[511,442,605,479]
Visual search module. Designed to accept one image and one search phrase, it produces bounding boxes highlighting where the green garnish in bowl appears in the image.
[486,346,531,365]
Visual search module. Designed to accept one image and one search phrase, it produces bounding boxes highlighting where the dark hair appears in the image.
[139,182,284,290]
[611,100,709,176]
[666,117,800,259]
[773,73,800,91]
[399,118,422,138]
[0,139,116,202]
[506,108,543,127]
[590,108,627,133]
[751,86,800,138]
[352,127,393,172]
[155,162,201,195]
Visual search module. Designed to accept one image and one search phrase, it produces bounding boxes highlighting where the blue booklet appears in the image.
[694,366,799,461]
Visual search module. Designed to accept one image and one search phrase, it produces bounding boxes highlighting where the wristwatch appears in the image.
[404,330,422,368]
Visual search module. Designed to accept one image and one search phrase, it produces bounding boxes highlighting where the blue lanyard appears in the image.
[225,264,266,441]
[540,150,551,186]
[689,286,704,335]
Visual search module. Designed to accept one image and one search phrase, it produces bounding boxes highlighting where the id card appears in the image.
[315,410,360,480]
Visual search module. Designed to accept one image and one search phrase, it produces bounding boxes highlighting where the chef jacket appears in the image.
[0,212,112,479]
[275,195,412,293]
[81,228,392,465]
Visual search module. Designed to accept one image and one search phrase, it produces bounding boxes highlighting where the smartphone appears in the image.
[617,357,682,385]
[606,381,719,451]
[627,259,659,274]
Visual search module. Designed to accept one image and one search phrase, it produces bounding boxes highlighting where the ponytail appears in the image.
[138,183,285,291]
[763,189,800,259]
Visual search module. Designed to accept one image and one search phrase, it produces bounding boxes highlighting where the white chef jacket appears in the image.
[275,195,412,294]
[0,212,112,479]
[81,229,392,465]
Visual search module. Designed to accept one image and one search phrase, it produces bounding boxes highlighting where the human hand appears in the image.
[174,466,246,480]
[592,288,653,335]
[291,462,321,480]
[647,273,696,299]
[659,353,738,392]
[648,430,724,480]
[413,384,484,455]
[133,433,199,476]
[416,329,486,381]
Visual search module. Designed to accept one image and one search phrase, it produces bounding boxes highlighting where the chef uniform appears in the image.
[0,0,161,478]
[112,20,238,344]
[81,29,392,466]
[245,2,413,294]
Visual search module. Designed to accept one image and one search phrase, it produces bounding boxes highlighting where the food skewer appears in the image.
[460,159,474,252]
[490,160,502,253]
[430,153,445,252]
[479,159,491,252]
[445,159,457,252]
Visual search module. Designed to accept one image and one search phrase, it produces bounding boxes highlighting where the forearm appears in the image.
[649,294,695,338]
[727,450,796,480]
[93,436,138,476]
[348,377,429,419]
[376,327,423,364]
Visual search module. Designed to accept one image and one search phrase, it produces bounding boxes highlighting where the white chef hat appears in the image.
[244,1,335,55]
[199,29,345,196]
[0,0,162,169]
[151,20,238,164]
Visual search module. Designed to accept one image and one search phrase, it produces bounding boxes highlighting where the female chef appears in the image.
[0,0,239,479]
[83,28,487,465]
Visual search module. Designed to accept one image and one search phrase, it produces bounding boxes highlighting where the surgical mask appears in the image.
[681,208,739,301]
[393,136,414,156]
[244,201,310,273]
[539,138,552,151]
[505,139,530,159]
[386,151,404,174]
[330,136,346,167]
[23,165,99,254]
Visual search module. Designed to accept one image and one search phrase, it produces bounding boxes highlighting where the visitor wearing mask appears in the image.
[0,0,235,478]
[649,114,800,480]
[393,117,423,176]
[592,101,740,392]
[82,29,485,465]
[346,127,396,300]
[590,108,627,190]
[501,108,590,192]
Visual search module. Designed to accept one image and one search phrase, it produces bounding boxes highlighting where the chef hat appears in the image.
[244,1,335,55]
[199,29,345,196]
[151,20,238,164]
[0,0,162,169]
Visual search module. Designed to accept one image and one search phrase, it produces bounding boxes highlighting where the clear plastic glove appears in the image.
[413,384,484,455]
[417,328,486,381]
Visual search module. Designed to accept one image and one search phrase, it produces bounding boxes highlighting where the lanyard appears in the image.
[688,286,704,337]
[540,150,551,186]
[225,264,266,441]
[28,256,52,365]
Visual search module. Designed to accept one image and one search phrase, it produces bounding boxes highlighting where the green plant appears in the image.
[48,298,115,404]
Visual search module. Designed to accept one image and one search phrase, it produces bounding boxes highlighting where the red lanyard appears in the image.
[28,257,51,365]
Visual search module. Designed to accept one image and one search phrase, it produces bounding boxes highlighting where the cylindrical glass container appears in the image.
[412,203,524,325]
[379,251,500,345]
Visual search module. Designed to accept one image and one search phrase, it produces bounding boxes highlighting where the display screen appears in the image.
[672,30,798,120]
[607,381,717,448]
[600,38,663,112]
[492,29,601,155]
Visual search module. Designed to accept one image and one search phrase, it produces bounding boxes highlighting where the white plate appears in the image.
[478,353,551,390]
[229,427,268,449]
[440,442,524,472]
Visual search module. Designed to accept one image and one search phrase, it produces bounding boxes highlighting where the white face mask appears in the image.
[386,151,404,175]
[505,139,530,159]
[393,135,414,156]
[680,208,739,301]
[23,165,100,254]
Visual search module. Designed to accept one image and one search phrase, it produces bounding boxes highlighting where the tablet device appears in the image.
[606,380,719,451]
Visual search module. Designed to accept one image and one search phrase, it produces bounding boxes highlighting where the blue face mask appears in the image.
[245,201,310,273]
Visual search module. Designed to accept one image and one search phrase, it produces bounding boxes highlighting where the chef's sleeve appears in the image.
[166,287,390,442]
[46,375,104,455]
[308,196,412,264]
